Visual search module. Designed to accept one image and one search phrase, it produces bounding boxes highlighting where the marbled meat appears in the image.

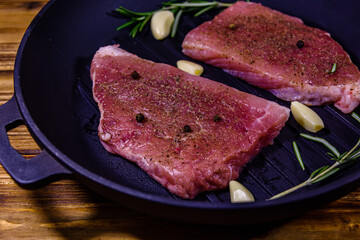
[182,1,360,113]
[91,45,289,199]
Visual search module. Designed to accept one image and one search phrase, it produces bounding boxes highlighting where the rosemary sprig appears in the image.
[113,0,234,38]
[269,134,360,200]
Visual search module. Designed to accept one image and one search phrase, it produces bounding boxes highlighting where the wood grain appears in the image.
[0,1,360,239]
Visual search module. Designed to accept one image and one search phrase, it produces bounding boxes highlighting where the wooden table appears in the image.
[1,1,360,239]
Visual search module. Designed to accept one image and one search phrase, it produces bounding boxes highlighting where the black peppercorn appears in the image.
[213,114,221,122]
[183,125,192,133]
[131,70,140,80]
[136,113,145,123]
[296,40,304,49]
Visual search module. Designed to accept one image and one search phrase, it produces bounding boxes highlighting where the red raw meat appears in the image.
[182,1,360,113]
[91,45,289,199]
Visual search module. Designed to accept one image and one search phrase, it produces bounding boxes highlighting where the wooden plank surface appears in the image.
[0,1,360,239]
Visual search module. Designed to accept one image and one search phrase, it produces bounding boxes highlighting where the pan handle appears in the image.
[0,97,72,187]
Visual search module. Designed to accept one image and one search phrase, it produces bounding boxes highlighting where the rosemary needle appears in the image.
[300,133,340,158]
[329,63,337,73]
[293,141,305,170]
[351,112,360,124]
[171,9,183,38]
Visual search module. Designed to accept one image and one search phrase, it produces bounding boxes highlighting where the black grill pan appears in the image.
[0,0,360,224]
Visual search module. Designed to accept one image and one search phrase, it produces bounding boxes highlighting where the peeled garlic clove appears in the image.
[150,10,174,40]
[176,60,204,76]
[229,180,255,203]
[290,101,324,133]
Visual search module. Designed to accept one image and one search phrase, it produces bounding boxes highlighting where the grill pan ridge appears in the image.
[0,0,359,224]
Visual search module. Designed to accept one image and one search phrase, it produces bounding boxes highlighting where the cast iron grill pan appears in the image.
[0,0,359,224]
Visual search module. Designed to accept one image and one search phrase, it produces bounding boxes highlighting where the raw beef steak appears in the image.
[182,1,360,114]
[91,45,289,199]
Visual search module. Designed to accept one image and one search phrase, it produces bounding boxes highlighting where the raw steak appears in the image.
[91,45,289,199]
[182,1,360,114]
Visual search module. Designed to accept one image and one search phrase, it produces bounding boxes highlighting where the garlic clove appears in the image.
[150,10,174,40]
[290,101,324,133]
[229,180,255,203]
[176,60,204,76]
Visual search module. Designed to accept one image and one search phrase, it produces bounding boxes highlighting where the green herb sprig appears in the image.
[270,133,360,200]
[113,0,234,38]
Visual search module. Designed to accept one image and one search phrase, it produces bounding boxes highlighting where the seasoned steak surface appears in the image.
[91,45,289,199]
[182,1,360,113]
